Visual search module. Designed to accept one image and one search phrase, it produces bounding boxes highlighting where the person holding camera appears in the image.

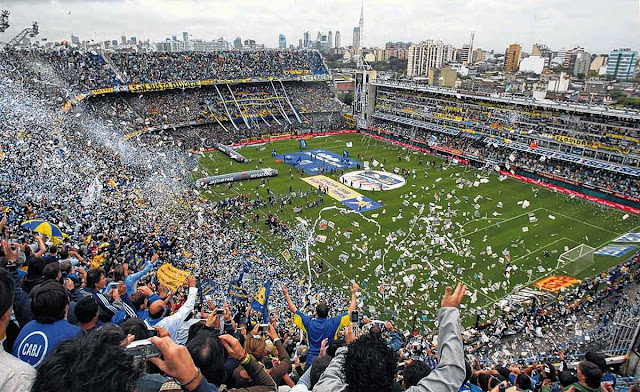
[232,322,291,388]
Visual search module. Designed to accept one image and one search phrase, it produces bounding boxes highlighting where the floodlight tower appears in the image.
[355,1,367,70]
[0,10,9,33]
[5,21,39,48]
[352,0,375,131]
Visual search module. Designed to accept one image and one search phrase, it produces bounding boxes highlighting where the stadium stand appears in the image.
[369,82,640,204]
[1,45,639,392]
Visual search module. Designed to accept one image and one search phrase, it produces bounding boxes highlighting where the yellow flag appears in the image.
[156,264,189,292]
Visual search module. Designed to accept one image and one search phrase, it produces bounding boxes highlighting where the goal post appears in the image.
[556,244,596,276]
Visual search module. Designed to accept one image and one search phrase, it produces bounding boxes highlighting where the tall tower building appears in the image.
[358,1,364,49]
[278,34,286,49]
[328,31,333,49]
[569,50,590,76]
[505,43,522,73]
[563,47,583,69]
[303,31,310,48]
[353,27,360,49]
[182,32,189,42]
[335,31,341,48]
[531,44,542,56]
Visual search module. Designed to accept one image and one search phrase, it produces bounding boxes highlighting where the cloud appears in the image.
[0,0,637,53]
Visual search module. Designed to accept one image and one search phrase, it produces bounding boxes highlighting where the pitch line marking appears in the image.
[542,207,620,236]
[457,208,545,239]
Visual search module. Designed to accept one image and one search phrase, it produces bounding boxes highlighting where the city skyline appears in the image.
[0,0,638,53]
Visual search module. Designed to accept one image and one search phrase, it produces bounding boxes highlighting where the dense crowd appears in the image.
[111,50,328,84]
[84,81,340,129]
[5,47,329,92]
[375,87,640,155]
[1,46,639,392]
[78,80,341,148]
[370,119,639,200]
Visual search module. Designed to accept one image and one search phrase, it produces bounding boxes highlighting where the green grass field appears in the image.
[196,133,640,327]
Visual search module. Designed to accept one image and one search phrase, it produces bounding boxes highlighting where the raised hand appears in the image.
[149,336,202,387]
[219,334,246,360]
[441,282,467,308]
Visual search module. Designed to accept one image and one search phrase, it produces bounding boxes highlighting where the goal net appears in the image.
[556,244,596,276]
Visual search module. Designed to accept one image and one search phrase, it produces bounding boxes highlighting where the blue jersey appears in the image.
[13,319,81,368]
[294,310,348,365]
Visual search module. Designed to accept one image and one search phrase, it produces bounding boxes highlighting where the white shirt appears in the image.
[0,337,36,392]
[147,287,198,341]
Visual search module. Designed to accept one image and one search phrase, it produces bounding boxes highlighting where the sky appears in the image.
[1,0,638,54]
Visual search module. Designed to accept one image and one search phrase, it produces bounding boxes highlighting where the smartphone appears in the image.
[216,309,225,333]
[107,282,119,290]
[259,323,269,333]
[350,311,359,337]
[147,328,157,338]
[350,311,359,323]
[125,339,161,361]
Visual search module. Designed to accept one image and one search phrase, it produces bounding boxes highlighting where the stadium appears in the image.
[1,11,640,392]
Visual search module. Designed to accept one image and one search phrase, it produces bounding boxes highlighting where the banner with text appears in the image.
[156,263,190,292]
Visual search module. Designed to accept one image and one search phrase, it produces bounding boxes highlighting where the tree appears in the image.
[587,70,599,78]
[609,89,626,100]
[609,89,640,109]
[552,66,564,73]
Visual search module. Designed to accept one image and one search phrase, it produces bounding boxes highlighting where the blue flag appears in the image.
[299,139,307,149]
[251,280,271,323]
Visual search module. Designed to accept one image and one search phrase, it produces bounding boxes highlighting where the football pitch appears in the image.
[196,133,640,327]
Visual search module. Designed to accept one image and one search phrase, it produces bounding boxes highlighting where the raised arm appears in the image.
[33,234,46,258]
[348,282,359,313]
[281,284,297,314]
[406,283,467,392]
[169,276,198,321]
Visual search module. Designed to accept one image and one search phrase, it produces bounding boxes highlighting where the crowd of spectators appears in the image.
[375,87,640,155]
[4,47,329,93]
[370,119,639,200]
[1,45,639,392]
[111,50,327,84]
[78,81,341,148]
